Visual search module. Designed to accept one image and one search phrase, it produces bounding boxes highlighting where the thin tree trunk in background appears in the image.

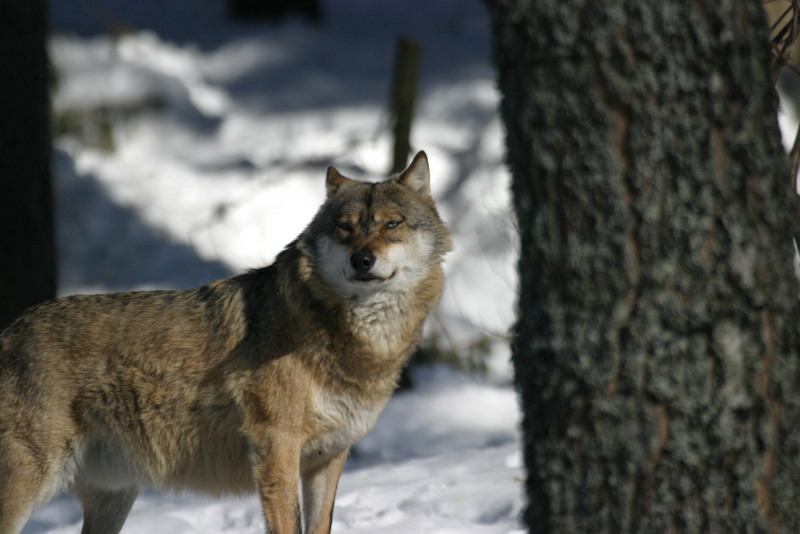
[389,38,421,175]
[228,0,321,23]
[489,1,800,531]
[0,0,57,330]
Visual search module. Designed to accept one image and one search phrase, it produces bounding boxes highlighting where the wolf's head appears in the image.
[300,152,452,300]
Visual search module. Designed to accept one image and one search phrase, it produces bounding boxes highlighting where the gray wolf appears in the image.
[0,151,451,534]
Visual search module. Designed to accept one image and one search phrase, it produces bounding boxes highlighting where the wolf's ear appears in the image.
[326,166,353,197]
[396,151,430,197]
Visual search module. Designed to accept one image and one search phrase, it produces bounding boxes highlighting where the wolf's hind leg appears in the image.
[0,477,36,534]
[76,485,139,534]
[0,493,33,534]
[0,436,63,534]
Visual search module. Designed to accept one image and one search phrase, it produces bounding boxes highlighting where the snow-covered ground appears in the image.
[26,1,522,532]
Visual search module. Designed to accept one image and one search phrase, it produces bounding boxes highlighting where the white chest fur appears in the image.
[349,291,410,355]
[303,389,387,459]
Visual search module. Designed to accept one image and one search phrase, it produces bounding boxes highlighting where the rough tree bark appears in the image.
[0,0,56,330]
[489,1,800,532]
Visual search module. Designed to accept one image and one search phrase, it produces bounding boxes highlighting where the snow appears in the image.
[29,0,522,532]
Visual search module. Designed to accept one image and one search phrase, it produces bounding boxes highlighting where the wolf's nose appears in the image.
[350,250,376,274]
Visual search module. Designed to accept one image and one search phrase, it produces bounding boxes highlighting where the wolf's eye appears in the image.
[337,222,353,233]
[385,220,402,230]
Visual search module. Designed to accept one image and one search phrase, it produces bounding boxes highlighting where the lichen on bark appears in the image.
[489,1,800,532]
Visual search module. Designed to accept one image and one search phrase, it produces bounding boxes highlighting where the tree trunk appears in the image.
[489,1,800,532]
[389,38,421,175]
[228,0,321,23]
[0,0,56,330]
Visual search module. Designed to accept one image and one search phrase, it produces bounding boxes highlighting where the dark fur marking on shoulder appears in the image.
[195,284,217,303]
[231,266,298,361]
[233,269,270,343]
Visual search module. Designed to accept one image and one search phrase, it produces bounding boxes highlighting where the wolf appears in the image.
[0,151,451,534]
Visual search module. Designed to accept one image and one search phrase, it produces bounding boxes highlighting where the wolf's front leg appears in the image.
[252,436,302,534]
[301,449,349,534]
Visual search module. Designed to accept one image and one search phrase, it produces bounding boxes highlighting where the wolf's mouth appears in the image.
[350,271,396,284]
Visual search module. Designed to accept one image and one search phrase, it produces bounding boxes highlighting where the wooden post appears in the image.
[388,38,421,175]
